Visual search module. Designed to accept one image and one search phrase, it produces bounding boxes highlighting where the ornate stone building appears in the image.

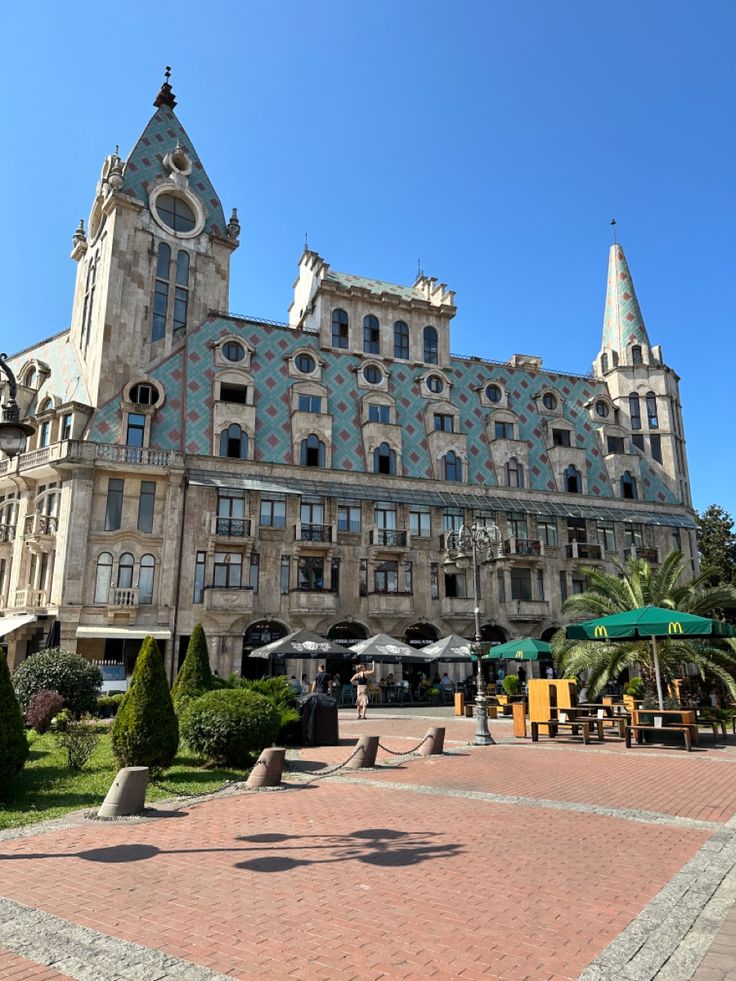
[0,77,696,681]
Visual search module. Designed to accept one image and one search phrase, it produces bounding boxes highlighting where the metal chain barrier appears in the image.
[377,734,431,757]
[150,761,268,799]
[292,745,366,783]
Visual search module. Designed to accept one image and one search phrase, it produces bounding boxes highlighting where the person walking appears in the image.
[351,661,376,720]
[311,663,332,695]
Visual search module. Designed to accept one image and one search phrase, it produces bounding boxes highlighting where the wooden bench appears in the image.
[531,718,604,745]
[625,724,692,751]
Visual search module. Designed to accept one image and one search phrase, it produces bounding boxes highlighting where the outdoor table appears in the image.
[630,708,698,746]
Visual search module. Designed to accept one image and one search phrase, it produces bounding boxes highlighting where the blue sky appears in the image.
[2,1,734,517]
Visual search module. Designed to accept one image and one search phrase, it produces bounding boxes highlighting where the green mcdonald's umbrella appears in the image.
[565,606,736,709]
[482,638,551,661]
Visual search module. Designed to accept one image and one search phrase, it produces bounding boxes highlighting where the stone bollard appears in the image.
[246,747,285,788]
[98,767,149,818]
[418,727,446,756]
[345,735,379,769]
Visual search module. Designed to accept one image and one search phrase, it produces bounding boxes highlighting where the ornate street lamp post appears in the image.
[444,522,501,746]
[0,355,34,459]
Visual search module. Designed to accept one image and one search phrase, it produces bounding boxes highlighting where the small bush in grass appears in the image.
[111,637,178,774]
[26,689,65,734]
[239,676,301,744]
[171,624,213,716]
[502,674,522,697]
[96,693,124,718]
[13,648,102,717]
[181,688,280,768]
[0,652,28,799]
[57,720,99,771]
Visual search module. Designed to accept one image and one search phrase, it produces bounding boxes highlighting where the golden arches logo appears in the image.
[594,625,608,638]
[515,650,524,659]
[668,622,683,635]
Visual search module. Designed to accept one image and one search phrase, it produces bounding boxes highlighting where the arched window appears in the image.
[81,253,97,353]
[564,464,582,493]
[117,552,134,589]
[423,326,438,364]
[443,451,462,482]
[24,368,38,389]
[151,243,170,341]
[631,345,643,365]
[332,309,349,348]
[394,321,409,359]
[39,398,52,412]
[601,353,609,373]
[505,457,524,488]
[629,393,642,430]
[621,471,638,500]
[373,442,396,475]
[646,392,659,428]
[363,315,380,354]
[138,554,155,604]
[300,434,325,467]
[173,250,189,331]
[219,424,248,459]
[94,552,113,604]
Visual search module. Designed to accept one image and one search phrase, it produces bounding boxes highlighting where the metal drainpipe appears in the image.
[169,474,188,686]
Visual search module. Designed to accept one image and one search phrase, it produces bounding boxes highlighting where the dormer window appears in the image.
[332,309,349,349]
[434,413,454,432]
[296,353,316,374]
[363,365,382,385]
[126,413,146,448]
[298,394,322,413]
[374,442,397,475]
[552,428,571,447]
[631,345,643,365]
[595,400,609,418]
[443,451,462,482]
[505,457,524,488]
[495,421,514,440]
[219,424,248,459]
[542,392,557,411]
[394,321,409,359]
[427,375,444,394]
[130,383,159,405]
[221,383,248,405]
[24,368,38,389]
[223,341,245,363]
[621,471,638,499]
[423,326,439,364]
[486,384,502,404]
[363,315,380,354]
[300,434,325,467]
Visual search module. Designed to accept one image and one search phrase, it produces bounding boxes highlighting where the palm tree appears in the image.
[552,551,736,701]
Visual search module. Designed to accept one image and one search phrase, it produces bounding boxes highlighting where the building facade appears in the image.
[0,78,697,681]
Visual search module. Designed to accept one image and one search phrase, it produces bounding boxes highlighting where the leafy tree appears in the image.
[0,652,28,798]
[171,624,213,716]
[12,648,102,717]
[111,637,178,773]
[697,505,736,588]
[552,551,736,701]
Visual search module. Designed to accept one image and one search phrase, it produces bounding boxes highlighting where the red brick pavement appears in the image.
[0,764,712,980]
[0,948,71,980]
[693,903,736,980]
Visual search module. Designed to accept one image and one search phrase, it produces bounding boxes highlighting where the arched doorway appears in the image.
[241,620,289,678]
[539,626,558,679]
[480,624,507,686]
[326,621,369,684]
[404,623,438,648]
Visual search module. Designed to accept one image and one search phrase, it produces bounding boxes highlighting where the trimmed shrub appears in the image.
[13,648,102,717]
[0,652,28,798]
[96,693,124,718]
[625,677,646,698]
[26,689,65,734]
[111,637,178,773]
[240,676,301,745]
[57,720,99,771]
[181,688,280,768]
[171,624,213,716]
[502,674,522,696]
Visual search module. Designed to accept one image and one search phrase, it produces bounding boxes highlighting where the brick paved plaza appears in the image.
[1,711,736,980]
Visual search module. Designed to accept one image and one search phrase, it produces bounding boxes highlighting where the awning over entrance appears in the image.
[76,626,172,640]
[0,614,36,638]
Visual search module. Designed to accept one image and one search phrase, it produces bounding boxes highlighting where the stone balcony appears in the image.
[13,588,48,612]
[623,546,659,564]
[289,589,339,614]
[108,587,139,609]
[0,524,16,545]
[440,596,477,619]
[506,599,550,621]
[203,586,255,613]
[565,542,603,561]
[23,513,58,544]
[503,538,544,559]
[367,591,414,616]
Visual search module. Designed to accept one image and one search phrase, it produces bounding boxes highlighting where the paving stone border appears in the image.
[0,896,230,981]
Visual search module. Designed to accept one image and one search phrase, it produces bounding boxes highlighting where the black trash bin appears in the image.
[299,693,339,746]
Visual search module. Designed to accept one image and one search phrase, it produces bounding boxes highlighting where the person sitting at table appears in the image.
[289,675,302,695]
[440,673,454,692]
[381,672,395,686]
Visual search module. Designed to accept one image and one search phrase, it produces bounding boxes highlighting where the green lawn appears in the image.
[0,731,243,831]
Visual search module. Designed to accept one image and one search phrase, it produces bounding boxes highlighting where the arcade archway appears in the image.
[241,620,289,678]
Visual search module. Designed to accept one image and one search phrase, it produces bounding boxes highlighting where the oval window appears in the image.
[222,341,245,363]
[427,375,444,394]
[595,400,609,418]
[542,392,557,411]
[486,384,502,403]
[155,193,196,233]
[363,364,382,385]
[296,353,316,374]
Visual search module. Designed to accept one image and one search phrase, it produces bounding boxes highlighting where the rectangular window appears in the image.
[280,556,290,594]
[331,558,340,594]
[260,499,286,527]
[597,521,616,551]
[404,561,413,594]
[213,552,242,588]
[631,434,645,451]
[374,504,397,530]
[39,421,51,448]
[572,576,586,595]
[566,517,587,543]
[409,508,431,537]
[368,403,390,424]
[338,504,361,533]
[650,434,663,463]
[430,562,439,600]
[536,569,545,601]
[137,481,156,533]
[359,557,367,597]
[552,429,571,447]
[444,571,467,598]
[297,556,324,591]
[606,436,626,454]
[301,501,324,525]
[630,397,642,430]
[218,489,245,518]
[624,523,645,548]
[298,394,322,413]
[374,560,399,594]
[510,568,532,601]
[249,553,259,591]
[193,551,206,603]
[443,510,463,533]
[497,569,506,604]
[220,383,248,404]
[105,478,124,531]
[434,414,454,432]
[538,517,558,547]
[495,421,514,440]
[559,571,568,602]
[506,512,528,540]
[61,414,73,440]
[672,528,682,552]
[125,412,146,448]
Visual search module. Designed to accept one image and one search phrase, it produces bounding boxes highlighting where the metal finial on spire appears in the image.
[165,66,171,82]
[154,66,177,109]
[417,258,423,279]
[610,218,617,244]
[305,232,309,251]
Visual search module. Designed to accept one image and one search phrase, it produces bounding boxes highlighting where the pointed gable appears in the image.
[121,106,226,237]
[601,244,651,353]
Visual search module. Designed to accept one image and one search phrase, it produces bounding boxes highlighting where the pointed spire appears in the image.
[601,242,650,354]
[153,66,177,109]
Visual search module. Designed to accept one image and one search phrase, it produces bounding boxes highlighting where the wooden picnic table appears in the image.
[531,715,605,745]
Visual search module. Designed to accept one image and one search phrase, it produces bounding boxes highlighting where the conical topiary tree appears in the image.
[0,652,28,799]
[111,636,178,774]
[171,623,213,716]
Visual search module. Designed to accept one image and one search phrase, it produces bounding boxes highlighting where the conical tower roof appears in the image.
[601,244,650,353]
